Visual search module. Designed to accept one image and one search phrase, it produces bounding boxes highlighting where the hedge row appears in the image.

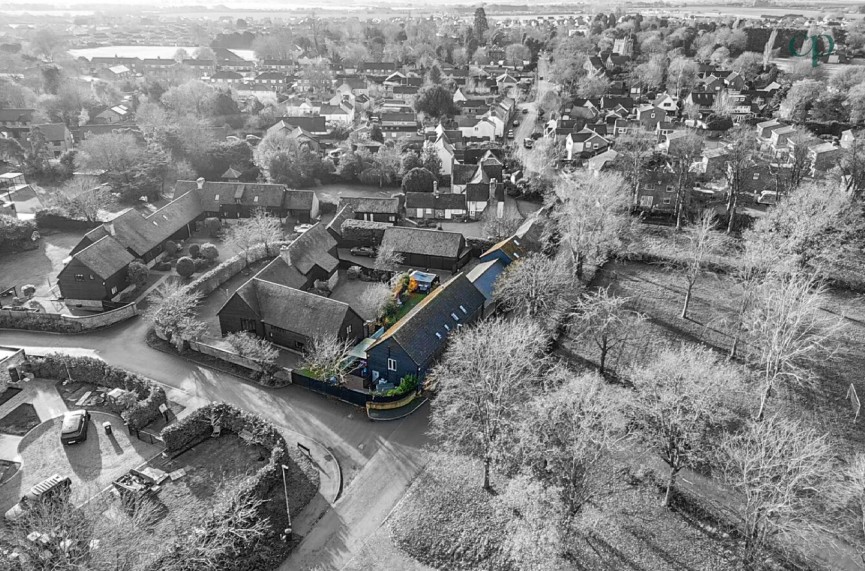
[0,312,82,333]
[156,403,291,570]
[29,354,166,430]
[183,241,291,297]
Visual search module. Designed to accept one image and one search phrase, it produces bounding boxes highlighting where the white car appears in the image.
[293,224,314,234]
[756,190,779,205]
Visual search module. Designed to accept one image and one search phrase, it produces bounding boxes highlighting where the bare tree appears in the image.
[669,131,704,230]
[355,281,395,322]
[145,282,207,351]
[832,454,865,563]
[719,415,833,570]
[517,370,630,516]
[373,243,404,273]
[743,271,841,420]
[302,334,353,384]
[677,211,721,319]
[631,344,743,507]
[481,207,522,241]
[743,181,861,276]
[550,171,632,280]
[227,208,283,268]
[613,130,657,208]
[429,318,550,491]
[724,124,757,234]
[55,180,114,222]
[570,286,644,376]
[224,332,279,374]
[494,253,575,323]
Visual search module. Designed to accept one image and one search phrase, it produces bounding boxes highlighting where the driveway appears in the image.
[0,230,86,299]
[0,319,432,568]
[0,411,162,514]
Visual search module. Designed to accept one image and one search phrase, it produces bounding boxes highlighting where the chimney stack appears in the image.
[433,180,439,197]
[280,245,292,267]
[196,177,205,190]
[489,178,497,203]
[105,222,115,236]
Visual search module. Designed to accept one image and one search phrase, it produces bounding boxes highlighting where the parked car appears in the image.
[60,409,90,445]
[508,130,515,139]
[350,246,376,257]
[4,475,72,521]
[293,224,314,234]
[523,138,534,149]
[512,119,520,127]
[522,108,529,114]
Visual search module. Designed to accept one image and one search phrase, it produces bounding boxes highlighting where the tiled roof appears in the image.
[72,235,135,280]
[381,226,463,258]
[339,196,401,214]
[371,273,485,366]
[405,192,467,210]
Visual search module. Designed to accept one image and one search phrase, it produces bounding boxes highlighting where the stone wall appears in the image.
[188,339,263,372]
[185,241,291,297]
[0,347,26,393]
[0,303,138,333]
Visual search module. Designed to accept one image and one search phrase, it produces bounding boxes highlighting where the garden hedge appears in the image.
[29,354,166,430]
[156,403,292,569]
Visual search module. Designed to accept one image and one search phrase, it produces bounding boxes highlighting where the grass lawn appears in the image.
[385,292,426,327]
[0,386,22,407]
[0,412,162,515]
[0,403,40,436]
[0,459,19,485]
[0,230,86,299]
[103,433,319,568]
[390,453,736,571]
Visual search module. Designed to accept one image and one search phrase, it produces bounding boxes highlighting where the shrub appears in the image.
[193,257,210,271]
[402,167,435,193]
[28,354,165,429]
[164,240,179,256]
[200,243,219,261]
[176,256,195,278]
[188,243,201,258]
[0,215,37,251]
[21,284,36,298]
[204,217,222,237]
[384,373,420,397]
[126,260,148,287]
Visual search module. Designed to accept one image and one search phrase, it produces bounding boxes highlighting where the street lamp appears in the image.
[281,464,292,539]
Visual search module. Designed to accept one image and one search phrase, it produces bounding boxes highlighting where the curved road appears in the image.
[0,316,430,570]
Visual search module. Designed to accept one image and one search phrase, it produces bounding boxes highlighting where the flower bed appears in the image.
[28,354,166,430]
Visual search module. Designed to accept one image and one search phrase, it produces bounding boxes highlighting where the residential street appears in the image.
[0,318,432,570]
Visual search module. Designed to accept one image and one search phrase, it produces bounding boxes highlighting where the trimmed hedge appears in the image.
[157,403,292,569]
[29,354,166,430]
[184,241,291,298]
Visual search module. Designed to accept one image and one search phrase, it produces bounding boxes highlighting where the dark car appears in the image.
[61,410,90,445]
[521,108,529,114]
[4,474,72,521]
[350,246,376,257]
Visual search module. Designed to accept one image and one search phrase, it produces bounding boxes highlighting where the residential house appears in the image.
[684,92,716,117]
[565,127,610,161]
[32,124,73,158]
[636,105,666,131]
[808,142,842,173]
[466,259,507,317]
[59,191,204,301]
[379,113,419,140]
[479,235,527,266]
[769,125,796,154]
[456,116,497,141]
[584,56,606,77]
[756,119,785,141]
[218,278,362,353]
[366,272,485,383]
[661,130,690,154]
[587,149,618,175]
[320,103,354,124]
[210,70,243,85]
[253,71,288,89]
[254,223,340,292]
[653,93,678,114]
[379,226,468,272]
[405,192,467,220]
[173,179,319,221]
[0,108,34,139]
[339,196,402,224]
[90,105,130,125]
[336,78,369,97]
[700,147,730,177]
[430,132,456,177]
[392,85,419,101]
[636,168,678,213]
[271,116,327,136]
[457,99,490,117]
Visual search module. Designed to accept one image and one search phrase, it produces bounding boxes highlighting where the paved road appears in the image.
[513,58,554,146]
[0,317,432,569]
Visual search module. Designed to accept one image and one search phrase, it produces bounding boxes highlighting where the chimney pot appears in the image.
[196,177,205,190]
[280,245,292,266]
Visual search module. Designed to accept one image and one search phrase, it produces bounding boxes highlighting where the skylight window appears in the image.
[451,313,459,321]
[214,194,220,200]
[254,196,259,202]
[444,324,450,331]
[460,305,467,314]
[435,332,442,339]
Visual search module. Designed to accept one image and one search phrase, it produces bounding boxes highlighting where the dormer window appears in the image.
[254,196,259,203]
[753,173,760,180]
